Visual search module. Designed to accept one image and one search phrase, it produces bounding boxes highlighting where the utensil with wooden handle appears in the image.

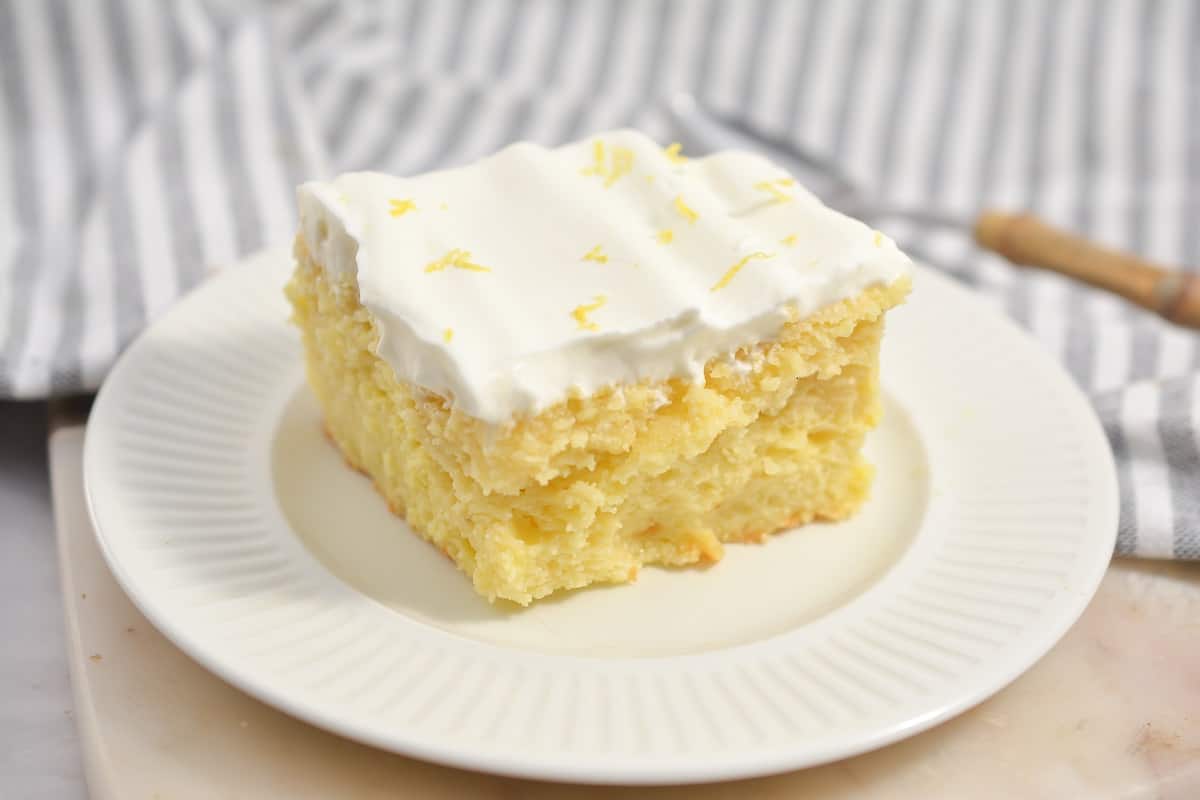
[973,212,1200,329]
[669,94,1200,331]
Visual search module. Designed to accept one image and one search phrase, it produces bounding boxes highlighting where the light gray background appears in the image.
[0,403,85,799]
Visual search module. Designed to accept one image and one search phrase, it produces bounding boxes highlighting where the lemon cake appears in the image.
[286,129,911,605]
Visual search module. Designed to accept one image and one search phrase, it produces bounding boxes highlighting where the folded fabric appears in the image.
[0,0,1194,558]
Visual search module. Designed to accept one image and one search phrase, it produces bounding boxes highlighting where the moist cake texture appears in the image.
[286,129,911,605]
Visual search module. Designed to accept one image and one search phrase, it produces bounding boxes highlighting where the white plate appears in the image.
[85,246,1118,784]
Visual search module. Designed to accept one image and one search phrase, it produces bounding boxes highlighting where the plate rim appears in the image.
[83,245,1119,784]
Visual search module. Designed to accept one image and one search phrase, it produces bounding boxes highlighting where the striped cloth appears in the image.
[1,0,1197,560]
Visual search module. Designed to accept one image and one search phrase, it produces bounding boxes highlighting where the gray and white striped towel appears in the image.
[1,0,1196,559]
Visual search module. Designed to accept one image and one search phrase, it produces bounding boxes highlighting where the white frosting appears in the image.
[297,129,911,424]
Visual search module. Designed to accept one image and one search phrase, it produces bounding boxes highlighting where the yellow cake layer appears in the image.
[286,236,909,605]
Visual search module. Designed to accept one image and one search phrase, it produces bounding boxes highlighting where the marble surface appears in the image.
[44,422,1200,799]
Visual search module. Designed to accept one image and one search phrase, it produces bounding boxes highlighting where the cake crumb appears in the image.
[648,388,671,410]
[89,654,102,663]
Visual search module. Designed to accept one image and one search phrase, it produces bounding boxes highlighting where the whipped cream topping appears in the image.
[296,129,911,424]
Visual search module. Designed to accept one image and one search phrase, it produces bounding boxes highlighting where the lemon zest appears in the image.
[711,251,774,292]
[754,179,795,204]
[571,295,607,331]
[388,198,416,217]
[673,195,698,224]
[424,249,490,273]
[580,140,606,176]
[605,146,634,187]
[580,139,634,187]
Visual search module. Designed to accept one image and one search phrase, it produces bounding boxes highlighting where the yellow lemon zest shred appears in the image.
[664,142,687,163]
[754,179,795,204]
[580,139,634,187]
[581,140,606,176]
[710,251,774,292]
[673,195,698,223]
[582,245,608,264]
[571,295,607,331]
[781,234,798,246]
[605,146,634,187]
[389,198,416,217]
[443,328,454,342]
[656,229,674,244]
[424,249,491,273]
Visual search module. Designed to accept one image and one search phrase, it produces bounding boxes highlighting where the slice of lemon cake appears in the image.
[286,129,911,605]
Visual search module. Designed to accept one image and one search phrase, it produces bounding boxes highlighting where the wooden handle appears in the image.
[974,211,1200,330]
